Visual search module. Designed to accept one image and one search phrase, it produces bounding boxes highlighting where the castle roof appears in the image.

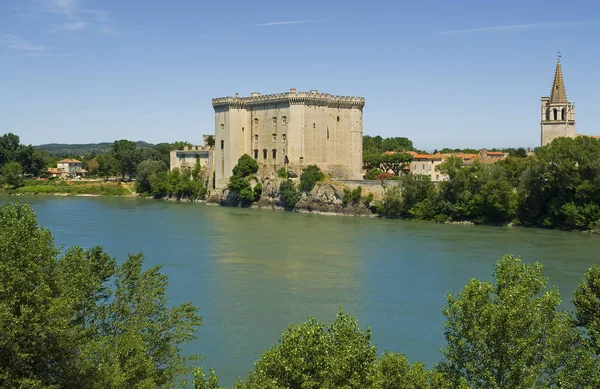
[550,57,568,104]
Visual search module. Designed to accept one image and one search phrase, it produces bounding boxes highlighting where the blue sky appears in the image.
[1,0,599,150]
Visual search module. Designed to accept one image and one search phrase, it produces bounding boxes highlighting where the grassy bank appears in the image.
[3,179,135,196]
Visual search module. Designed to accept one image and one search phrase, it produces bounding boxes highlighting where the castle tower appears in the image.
[540,56,576,146]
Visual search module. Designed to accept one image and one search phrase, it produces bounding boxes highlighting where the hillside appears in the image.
[34,141,154,156]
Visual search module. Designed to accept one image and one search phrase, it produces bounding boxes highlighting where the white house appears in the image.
[57,159,83,176]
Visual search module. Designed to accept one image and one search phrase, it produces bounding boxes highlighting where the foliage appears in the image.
[235,309,379,389]
[277,167,288,179]
[111,139,138,180]
[365,168,383,180]
[376,172,396,180]
[136,159,167,194]
[206,136,215,149]
[231,154,259,178]
[438,255,589,388]
[87,158,99,174]
[519,136,600,230]
[194,367,224,389]
[299,165,325,192]
[279,179,300,209]
[228,154,260,206]
[364,192,374,208]
[96,153,118,180]
[379,186,404,218]
[363,135,414,155]
[400,174,436,219]
[0,133,48,176]
[14,179,132,196]
[342,186,363,207]
[0,202,202,388]
[573,264,600,356]
[1,161,24,188]
[379,153,414,176]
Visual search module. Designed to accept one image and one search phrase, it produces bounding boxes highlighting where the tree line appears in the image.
[376,136,600,231]
[3,202,599,388]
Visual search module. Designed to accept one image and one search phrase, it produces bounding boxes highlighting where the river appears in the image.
[1,195,598,387]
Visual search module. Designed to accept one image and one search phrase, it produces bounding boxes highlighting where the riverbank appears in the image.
[1,179,136,197]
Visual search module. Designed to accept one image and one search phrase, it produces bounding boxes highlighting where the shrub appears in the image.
[299,165,324,192]
[376,172,395,181]
[277,168,288,179]
[280,179,300,209]
[365,168,383,180]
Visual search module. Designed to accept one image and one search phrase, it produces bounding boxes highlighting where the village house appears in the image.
[410,149,507,182]
[169,145,214,172]
[56,159,83,177]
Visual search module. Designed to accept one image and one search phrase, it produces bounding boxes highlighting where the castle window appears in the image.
[272,134,276,142]
[263,149,268,159]
[337,116,340,122]
[282,116,287,125]
[300,156,304,163]
[254,118,258,129]
[254,149,258,159]
[221,140,224,150]
[242,127,244,132]
[313,123,316,129]
[221,124,224,131]
[327,127,329,140]
[553,108,558,120]
[272,149,277,159]
[272,117,277,126]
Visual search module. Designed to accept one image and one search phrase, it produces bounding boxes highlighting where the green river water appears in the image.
[1,195,599,387]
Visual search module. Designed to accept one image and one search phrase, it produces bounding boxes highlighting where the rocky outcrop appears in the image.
[295,182,373,216]
[207,178,374,216]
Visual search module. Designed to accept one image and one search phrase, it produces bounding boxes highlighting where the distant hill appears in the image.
[34,141,155,156]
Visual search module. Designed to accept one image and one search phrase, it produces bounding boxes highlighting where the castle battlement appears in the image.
[212,89,365,109]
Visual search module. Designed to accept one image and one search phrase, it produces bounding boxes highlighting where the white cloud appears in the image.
[63,20,87,30]
[253,19,329,27]
[45,0,79,15]
[437,20,598,35]
[0,34,45,52]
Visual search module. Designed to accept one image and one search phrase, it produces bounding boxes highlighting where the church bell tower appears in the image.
[540,56,576,146]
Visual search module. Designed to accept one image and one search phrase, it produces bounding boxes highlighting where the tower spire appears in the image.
[550,54,567,104]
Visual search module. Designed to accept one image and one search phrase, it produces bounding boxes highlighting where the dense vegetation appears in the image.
[0,202,201,388]
[0,133,49,187]
[193,255,600,388]
[377,137,600,231]
[227,154,261,206]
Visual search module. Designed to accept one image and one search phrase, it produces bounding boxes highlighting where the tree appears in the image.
[438,255,583,388]
[235,309,379,389]
[231,154,258,178]
[378,352,430,389]
[111,139,138,180]
[206,136,215,149]
[0,202,202,388]
[136,160,167,194]
[299,165,325,192]
[96,153,118,181]
[279,179,300,209]
[87,158,99,175]
[1,162,24,188]
[365,168,383,180]
[400,174,435,218]
[379,153,413,176]
[0,133,20,166]
[573,264,600,356]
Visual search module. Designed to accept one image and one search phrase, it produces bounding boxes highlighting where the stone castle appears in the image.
[212,89,365,189]
[540,57,576,146]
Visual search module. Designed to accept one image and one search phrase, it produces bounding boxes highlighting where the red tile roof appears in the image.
[58,159,81,163]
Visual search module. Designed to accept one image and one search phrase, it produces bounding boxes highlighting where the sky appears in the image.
[1,0,599,150]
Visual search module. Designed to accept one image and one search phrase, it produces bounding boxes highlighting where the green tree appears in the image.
[96,153,118,181]
[378,352,430,389]
[299,165,325,192]
[279,179,300,209]
[1,161,24,188]
[0,133,20,166]
[0,202,202,388]
[111,139,138,180]
[231,154,258,178]
[136,160,167,194]
[235,309,379,389]
[438,255,583,388]
[206,136,215,149]
[573,264,600,356]
[379,153,413,176]
[400,174,436,218]
[87,158,99,175]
